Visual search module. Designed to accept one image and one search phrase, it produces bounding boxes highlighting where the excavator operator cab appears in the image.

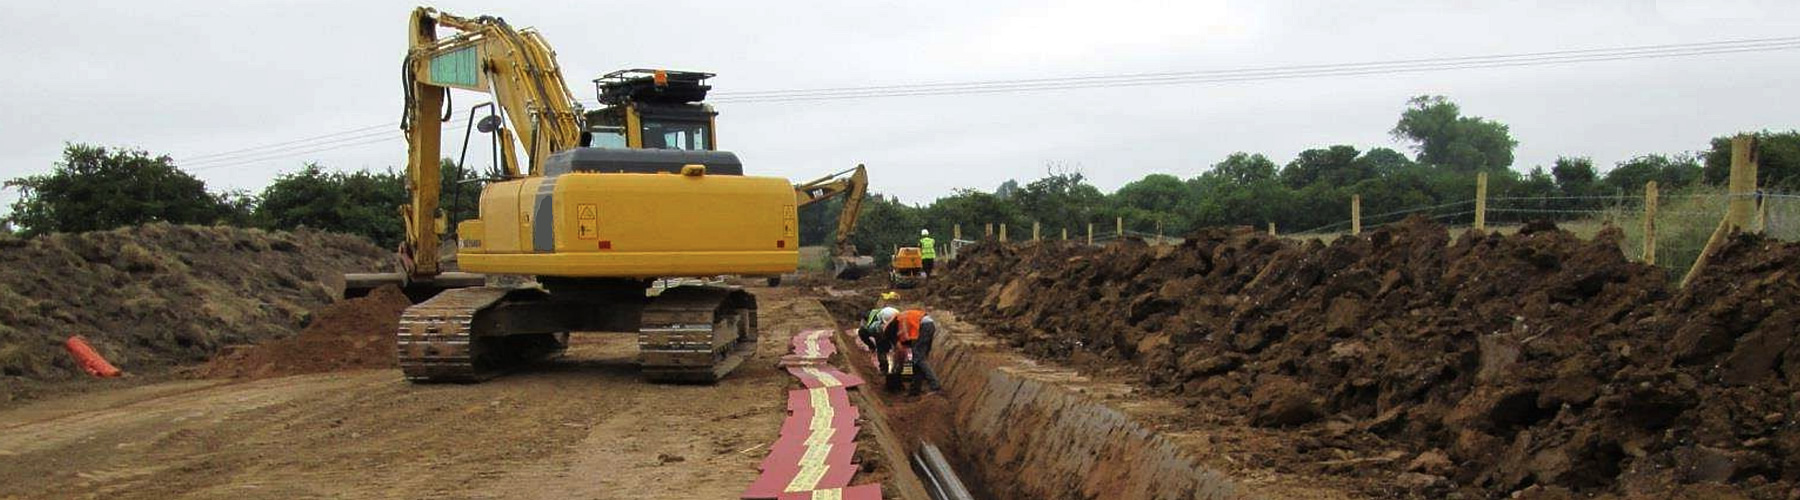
[587,69,718,151]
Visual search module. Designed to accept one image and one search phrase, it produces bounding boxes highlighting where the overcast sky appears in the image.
[3,0,1797,215]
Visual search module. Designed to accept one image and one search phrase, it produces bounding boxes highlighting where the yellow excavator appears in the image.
[794,165,875,281]
[347,7,862,383]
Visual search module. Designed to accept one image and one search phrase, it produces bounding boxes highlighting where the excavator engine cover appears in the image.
[542,148,742,176]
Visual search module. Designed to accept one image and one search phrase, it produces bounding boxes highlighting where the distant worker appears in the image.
[918,229,936,277]
[882,308,942,395]
[858,307,897,376]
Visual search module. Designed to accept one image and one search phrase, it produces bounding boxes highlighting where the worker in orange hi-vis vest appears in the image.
[880,308,942,395]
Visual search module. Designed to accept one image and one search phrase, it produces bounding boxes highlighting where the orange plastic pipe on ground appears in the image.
[64,335,122,378]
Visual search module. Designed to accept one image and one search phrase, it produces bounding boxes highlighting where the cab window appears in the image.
[641,120,710,150]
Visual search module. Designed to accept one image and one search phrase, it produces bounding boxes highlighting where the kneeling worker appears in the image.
[883,307,943,395]
[857,307,897,375]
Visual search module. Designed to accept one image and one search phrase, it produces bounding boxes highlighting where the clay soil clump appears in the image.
[201,285,411,378]
[926,217,1800,499]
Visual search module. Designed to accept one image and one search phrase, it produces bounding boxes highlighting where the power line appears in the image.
[184,130,396,169]
[711,36,1799,98]
[169,36,1800,168]
[186,122,476,171]
[712,39,1800,103]
[176,122,395,162]
[185,135,399,172]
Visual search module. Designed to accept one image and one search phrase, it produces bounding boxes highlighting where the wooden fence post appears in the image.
[1032,221,1041,241]
[1475,171,1489,231]
[1087,223,1094,245]
[1643,181,1658,266]
[1684,134,1759,287]
[1061,228,1068,240]
[984,223,993,239]
[953,224,962,241]
[1116,217,1123,238]
[1756,193,1769,234]
[1156,220,1164,243]
[1000,223,1008,242]
[1268,222,1276,236]
[1351,195,1362,236]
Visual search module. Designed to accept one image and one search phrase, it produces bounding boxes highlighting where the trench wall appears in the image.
[931,319,1254,500]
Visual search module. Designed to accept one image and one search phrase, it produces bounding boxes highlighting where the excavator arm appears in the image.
[400,7,585,276]
[349,7,587,297]
[795,164,875,279]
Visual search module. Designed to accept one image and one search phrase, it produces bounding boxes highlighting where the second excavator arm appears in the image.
[795,164,875,279]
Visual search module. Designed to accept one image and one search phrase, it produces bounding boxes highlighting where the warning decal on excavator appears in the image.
[782,205,797,238]
[576,204,599,240]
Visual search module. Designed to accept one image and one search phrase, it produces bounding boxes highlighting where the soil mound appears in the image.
[925,217,1800,499]
[0,223,385,396]
[201,285,410,378]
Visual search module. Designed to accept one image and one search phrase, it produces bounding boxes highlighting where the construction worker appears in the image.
[882,307,942,395]
[857,307,896,375]
[918,229,936,277]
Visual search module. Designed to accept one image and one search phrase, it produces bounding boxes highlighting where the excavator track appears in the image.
[638,286,758,383]
[396,286,515,383]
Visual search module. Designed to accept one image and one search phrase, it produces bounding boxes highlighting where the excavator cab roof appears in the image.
[595,69,715,105]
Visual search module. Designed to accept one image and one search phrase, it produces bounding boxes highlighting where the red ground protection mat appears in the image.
[781,329,864,389]
[743,330,881,500]
[775,484,883,500]
[744,388,860,498]
[787,365,866,389]
[790,329,838,358]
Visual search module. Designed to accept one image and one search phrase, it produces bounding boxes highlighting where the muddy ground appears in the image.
[0,286,834,500]
[925,218,1800,499]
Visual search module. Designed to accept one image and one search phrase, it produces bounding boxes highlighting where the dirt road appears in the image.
[0,287,829,500]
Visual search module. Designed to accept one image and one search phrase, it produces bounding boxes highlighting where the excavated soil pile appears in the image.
[200,285,410,378]
[0,223,385,394]
[926,217,1800,499]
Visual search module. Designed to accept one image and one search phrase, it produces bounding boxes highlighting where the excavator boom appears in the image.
[794,164,875,279]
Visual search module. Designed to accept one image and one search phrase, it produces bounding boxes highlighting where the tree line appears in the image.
[812,97,1799,263]
[6,96,1798,267]
[2,145,484,247]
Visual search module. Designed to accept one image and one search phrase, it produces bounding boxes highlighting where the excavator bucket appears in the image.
[831,256,876,281]
[343,271,487,304]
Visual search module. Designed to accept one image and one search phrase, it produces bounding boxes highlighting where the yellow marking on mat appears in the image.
[801,366,843,388]
[810,393,835,429]
[804,427,837,446]
[813,487,843,500]
[786,444,833,492]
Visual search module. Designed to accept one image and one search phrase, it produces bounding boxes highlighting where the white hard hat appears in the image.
[921,229,930,236]
[878,307,899,325]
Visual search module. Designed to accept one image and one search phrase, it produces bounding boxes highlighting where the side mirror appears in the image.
[476,115,502,133]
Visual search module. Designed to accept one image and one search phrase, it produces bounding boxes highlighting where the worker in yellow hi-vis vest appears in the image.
[918,229,937,277]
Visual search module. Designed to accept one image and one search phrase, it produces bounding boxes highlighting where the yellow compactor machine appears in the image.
[347,7,853,383]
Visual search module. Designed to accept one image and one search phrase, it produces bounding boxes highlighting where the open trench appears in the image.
[821,294,1264,500]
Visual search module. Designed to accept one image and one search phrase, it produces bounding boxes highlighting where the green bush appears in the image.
[4,144,245,236]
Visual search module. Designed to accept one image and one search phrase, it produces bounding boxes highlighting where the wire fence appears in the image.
[935,138,1785,285]
[937,186,1800,280]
